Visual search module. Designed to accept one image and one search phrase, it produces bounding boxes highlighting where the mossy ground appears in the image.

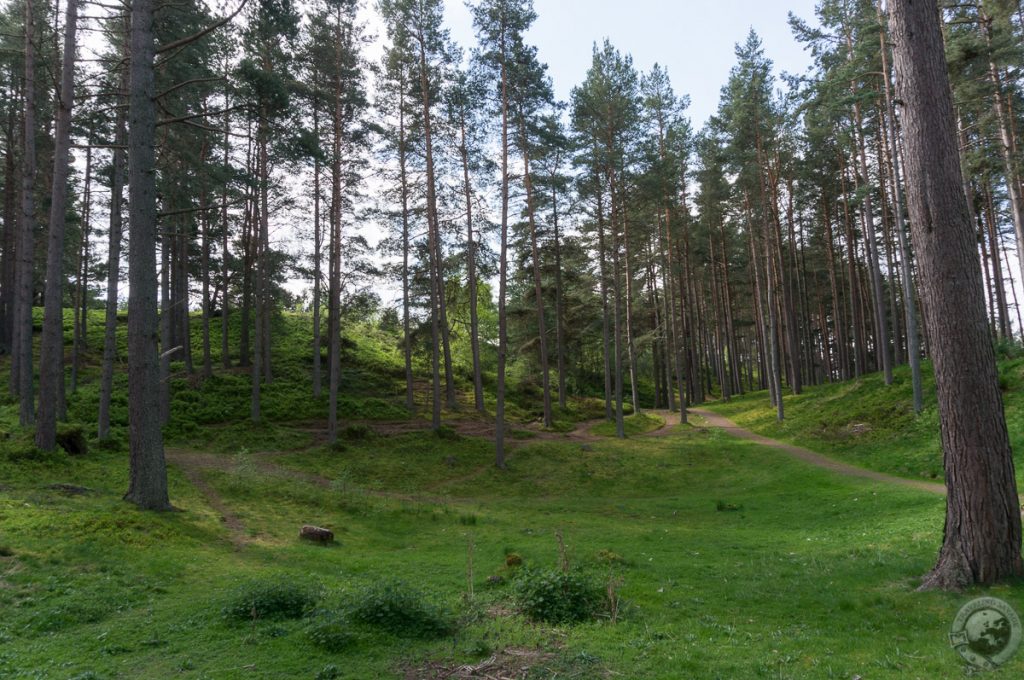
[706,358,1024,485]
[591,412,665,437]
[1,313,1023,678]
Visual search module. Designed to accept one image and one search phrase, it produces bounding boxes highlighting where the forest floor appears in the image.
[5,399,1023,678]
[4,315,1024,678]
[690,408,945,495]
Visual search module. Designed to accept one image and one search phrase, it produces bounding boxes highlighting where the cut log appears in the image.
[299,525,334,544]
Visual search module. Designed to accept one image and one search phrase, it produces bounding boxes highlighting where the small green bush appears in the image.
[346,580,452,638]
[513,568,603,624]
[306,610,355,652]
[54,424,88,456]
[433,425,462,441]
[221,577,319,622]
[340,424,372,441]
[315,665,341,680]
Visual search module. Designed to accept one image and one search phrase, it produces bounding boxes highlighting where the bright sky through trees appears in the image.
[440,0,820,124]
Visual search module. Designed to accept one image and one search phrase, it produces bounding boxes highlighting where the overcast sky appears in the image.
[435,0,822,127]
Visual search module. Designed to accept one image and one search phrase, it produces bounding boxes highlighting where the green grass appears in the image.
[704,358,1024,485]
[3,418,1020,678]
[3,313,1024,677]
[591,412,665,437]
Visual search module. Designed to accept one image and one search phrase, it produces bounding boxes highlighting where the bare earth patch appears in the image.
[404,647,558,680]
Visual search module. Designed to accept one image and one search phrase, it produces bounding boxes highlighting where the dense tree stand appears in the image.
[890,0,1022,590]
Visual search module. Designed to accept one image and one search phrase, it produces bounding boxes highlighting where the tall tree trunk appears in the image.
[177,215,192,376]
[596,179,613,421]
[99,49,127,441]
[890,0,1022,590]
[16,0,36,425]
[655,226,676,411]
[220,73,231,369]
[459,109,484,413]
[609,171,626,438]
[200,139,212,380]
[417,33,443,427]
[620,200,640,414]
[822,201,849,381]
[520,122,553,427]
[495,51,510,468]
[398,70,414,414]
[878,4,924,411]
[260,137,271,382]
[437,243,456,410]
[980,2,1024,290]
[71,142,92,394]
[839,153,867,376]
[550,154,568,410]
[251,111,269,422]
[0,97,16,355]
[772,165,802,394]
[327,31,344,443]
[160,225,171,425]
[238,127,252,368]
[983,182,1012,339]
[662,162,687,420]
[36,0,79,451]
[852,100,893,385]
[312,92,322,398]
[124,0,170,510]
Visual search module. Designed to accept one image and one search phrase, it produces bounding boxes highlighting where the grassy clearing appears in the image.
[3,418,1020,678]
[591,412,665,437]
[705,358,1024,485]
[3,313,1024,677]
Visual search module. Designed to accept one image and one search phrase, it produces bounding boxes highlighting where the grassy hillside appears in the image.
[706,358,1024,485]
[1,314,1023,678]
[0,308,607,456]
[4,415,1013,678]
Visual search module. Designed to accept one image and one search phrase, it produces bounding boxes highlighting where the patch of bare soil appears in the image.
[404,647,558,680]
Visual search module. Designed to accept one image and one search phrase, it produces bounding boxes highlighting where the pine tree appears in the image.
[889,0,1023,589]
[124,0,170,511]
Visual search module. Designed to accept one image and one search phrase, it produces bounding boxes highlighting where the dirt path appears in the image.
[165,449,250,548]
[688,408,946,495]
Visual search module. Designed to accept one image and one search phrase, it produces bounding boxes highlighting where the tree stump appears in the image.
[300,525,334,544]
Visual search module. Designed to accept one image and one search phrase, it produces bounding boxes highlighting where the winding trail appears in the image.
[168,405,948,550]
[166,411,679,535]
[166,449,250,548]
[689,407,946,495]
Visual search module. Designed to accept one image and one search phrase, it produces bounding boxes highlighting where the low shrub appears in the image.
[306,610,355,652]
[512,568,603,624]
[346,580,452,638]
[221,577,319,622]
[56,424,88,456]
[433,425,462,441]
[315,665,341,680]
[340,424,372,441]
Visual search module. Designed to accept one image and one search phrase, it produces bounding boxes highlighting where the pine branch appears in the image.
[154,0,248,56]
